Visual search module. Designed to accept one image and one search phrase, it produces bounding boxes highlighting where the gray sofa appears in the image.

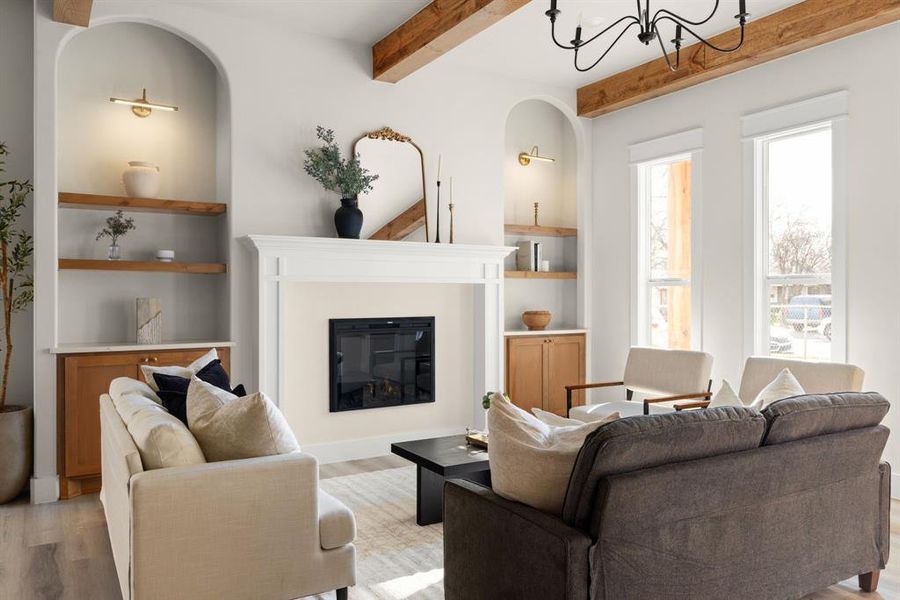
[444,392,891,600]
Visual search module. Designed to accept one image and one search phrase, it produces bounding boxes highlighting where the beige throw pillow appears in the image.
[751,368,805,410]
[186,378,300,462]
[489,394,617,515]
[708,380,743,408]
[113,391,206,469]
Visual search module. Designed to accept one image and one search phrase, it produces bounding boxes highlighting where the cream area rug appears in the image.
[312,466,444,600]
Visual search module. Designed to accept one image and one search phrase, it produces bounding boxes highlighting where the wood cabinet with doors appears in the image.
[505,333,585,417]
[56,345,231,499]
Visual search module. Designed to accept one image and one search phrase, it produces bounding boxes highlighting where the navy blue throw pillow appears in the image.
[153,359,244,425]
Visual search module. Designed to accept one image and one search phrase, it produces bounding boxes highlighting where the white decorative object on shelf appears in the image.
[136,297,162,345]
[540,260,551,272]
[123,161,160,198]
[156,249,175,262]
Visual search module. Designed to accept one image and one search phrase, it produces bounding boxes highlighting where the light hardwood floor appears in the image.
[1,455,895,600]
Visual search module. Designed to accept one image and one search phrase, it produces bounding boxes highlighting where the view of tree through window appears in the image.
[644,158,692,350]
[762,124,833,360]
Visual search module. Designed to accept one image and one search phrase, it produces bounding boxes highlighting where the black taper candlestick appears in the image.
[435,180,442,243]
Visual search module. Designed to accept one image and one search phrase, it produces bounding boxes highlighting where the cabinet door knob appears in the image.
[141,356,159,363]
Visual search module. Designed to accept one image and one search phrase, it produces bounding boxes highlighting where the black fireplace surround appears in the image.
[329,317,435,413]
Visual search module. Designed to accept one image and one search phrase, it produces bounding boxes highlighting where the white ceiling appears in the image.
[170,1,803,89]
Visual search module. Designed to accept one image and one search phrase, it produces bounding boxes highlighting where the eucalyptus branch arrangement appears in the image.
[0,143,34,410]
[303,126,378,198]
[96,209,136,246]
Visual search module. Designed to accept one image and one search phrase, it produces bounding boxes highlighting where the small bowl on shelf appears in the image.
[522,310,552,331]
[156,250,175,263]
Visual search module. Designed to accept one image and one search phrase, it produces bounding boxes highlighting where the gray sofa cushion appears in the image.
[562,407,766,530]
[762,392,890,445]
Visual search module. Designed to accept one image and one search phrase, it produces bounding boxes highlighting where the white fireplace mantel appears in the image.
[243,235,515,428]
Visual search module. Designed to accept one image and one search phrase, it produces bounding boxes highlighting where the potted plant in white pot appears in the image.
[0,142,34,504]
[303,126,378,239]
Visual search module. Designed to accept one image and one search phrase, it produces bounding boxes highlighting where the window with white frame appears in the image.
[636,154,695,350]
[745,91,847,363]
[757,124,834,360]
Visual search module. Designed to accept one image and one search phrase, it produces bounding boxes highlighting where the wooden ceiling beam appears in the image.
[373,0,530,83]
[53,0,93,27]
[577,0,900,119]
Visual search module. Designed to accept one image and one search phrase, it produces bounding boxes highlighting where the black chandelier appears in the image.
[546,0,750,72]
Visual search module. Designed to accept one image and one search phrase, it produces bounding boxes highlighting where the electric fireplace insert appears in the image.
[329,317,435,412]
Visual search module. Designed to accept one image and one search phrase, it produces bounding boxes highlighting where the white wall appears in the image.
[283,282,473,462]
[589,24,900,468]
[0,0,34,406]
[32,1,588,500]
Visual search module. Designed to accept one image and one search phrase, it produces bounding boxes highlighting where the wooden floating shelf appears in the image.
[59,192,226,216]
[59,259,226,274]
[504,224,577,237]
[505,271,577,280]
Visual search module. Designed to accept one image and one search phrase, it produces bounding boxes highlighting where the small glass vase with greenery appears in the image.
[96,209,136,260]
[303,126,378,239]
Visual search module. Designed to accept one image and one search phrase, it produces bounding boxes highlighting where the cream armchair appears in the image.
[100,392,355,600]
[566,347,714,421]
[675,356,865,411]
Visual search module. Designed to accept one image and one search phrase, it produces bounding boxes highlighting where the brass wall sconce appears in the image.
[109,88,178,118]
[518,146,555,166]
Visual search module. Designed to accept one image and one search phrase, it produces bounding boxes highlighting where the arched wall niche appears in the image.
[501,96,591,341]
[54,20,232,345]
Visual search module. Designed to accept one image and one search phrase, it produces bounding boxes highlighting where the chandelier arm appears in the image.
[574,20,642,73]
[651,0,720,27]
[550,19,579,50]
[654,25,680,72]
[578,14,642,48]
[655,15,746,53]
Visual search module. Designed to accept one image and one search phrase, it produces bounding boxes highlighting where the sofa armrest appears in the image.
[129,452,352,599]
[443,479,591,600]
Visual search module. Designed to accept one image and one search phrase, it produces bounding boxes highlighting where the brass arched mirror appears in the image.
[354,127,428,242]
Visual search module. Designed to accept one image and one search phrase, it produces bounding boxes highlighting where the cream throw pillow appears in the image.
[186,378,300,462]
[751,368,805,410]
[489,394,617,515]
[140,348,218,391]
[708,380,743,408]
[113,391,206,469]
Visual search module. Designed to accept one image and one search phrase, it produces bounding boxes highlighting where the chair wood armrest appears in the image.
[643,392,712,415]
[565,381,625,392]
[566,381,625,414]
[674,400,712,411]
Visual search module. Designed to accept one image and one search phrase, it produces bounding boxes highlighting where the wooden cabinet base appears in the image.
[59,475,101,500]
[506,334,585,416]
[56,346,230,500]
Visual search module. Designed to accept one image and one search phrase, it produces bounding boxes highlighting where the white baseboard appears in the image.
[30,475,59,504]
[303,426,467,465]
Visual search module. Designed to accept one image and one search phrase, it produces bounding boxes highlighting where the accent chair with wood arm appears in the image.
[674,355,865,411]
[567,346,713,421]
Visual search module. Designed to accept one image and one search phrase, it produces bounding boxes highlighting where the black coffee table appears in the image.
[391,434,490,526]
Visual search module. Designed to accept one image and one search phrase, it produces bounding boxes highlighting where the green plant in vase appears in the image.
[303,126,378,239]
[0,141,35,503]
[96,209,136,260]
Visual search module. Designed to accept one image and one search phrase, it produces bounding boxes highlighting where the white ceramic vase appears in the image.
[123,161,160,198]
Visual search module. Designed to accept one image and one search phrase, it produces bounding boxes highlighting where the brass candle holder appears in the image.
[534,202,540,226]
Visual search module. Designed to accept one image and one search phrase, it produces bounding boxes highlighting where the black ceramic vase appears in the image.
[334,196,363,239]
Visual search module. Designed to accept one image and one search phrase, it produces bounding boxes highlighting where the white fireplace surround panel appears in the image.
[243,235,515,430]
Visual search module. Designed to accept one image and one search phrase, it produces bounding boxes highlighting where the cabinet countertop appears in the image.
[51,340,236,354]
[504,329,587,337]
